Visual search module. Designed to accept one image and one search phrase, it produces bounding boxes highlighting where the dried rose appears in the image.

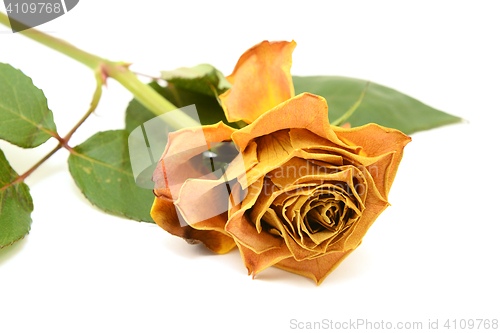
[150,40,410,284]
[226,93,411,284]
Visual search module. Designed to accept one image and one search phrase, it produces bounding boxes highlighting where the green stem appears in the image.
[1,74,104,192]
[0,144,63,193]
[63,71,103,142]
[0,11,103,69]
[0,11,198,129]
[106,66,198,129]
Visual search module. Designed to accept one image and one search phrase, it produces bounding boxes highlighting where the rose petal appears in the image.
[220,40,296,123]
[289,128,359,157]
[235,239,293,278]
[261,208,318,261]
[229,176,262,218]
[341,172,389,249]
[289,128,405,201]
[232,93,350,151]
[151,196,236,254]
[226,211,284,253]
[274,247,358,285]
[151,122,240,254]
[334,124,412,197]
[153,122,236,199]
[175,178,233,226]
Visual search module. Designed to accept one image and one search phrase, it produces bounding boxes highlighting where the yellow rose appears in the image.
[151,41,410,284]
[226,93,410,284]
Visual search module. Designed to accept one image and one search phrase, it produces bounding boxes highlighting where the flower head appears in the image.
[151,40,410,284]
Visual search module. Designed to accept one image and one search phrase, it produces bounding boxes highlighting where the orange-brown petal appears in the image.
[153,122,236,199]
[334,123,411,197]
[220,40,296,123]
[342,173,389,249]
[151,122,239,254]
[274,247,358,285]
[235,239,293,278]
[232,93,349,151]
[150,196,236,254]
[226,211,284,253]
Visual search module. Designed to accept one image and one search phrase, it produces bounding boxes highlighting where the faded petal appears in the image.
[235,239,293,277]
[151,196,236,254]
[220,40,296,123]
[151,122,238,254]
[232,93,349,151]
[153,122,236,200]
[226,211,284,253]
[274,247,358,285]
[334,124,412,198]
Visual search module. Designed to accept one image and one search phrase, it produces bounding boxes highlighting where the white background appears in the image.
[1,1,499,332]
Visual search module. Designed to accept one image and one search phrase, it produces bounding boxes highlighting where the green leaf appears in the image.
[125,82,232,134]
[160,64,231,96]
[0,148,33,248]
[0,63,58,148]
[68,130,155,222]
[293,76,463,134]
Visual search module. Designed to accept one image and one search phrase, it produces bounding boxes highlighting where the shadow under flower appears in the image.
[162,237,247,275]
[161,234,373,286]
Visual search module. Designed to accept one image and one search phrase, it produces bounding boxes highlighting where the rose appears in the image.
[150,41,299,255]
[225,93,411,284]
[150,40,411,284]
